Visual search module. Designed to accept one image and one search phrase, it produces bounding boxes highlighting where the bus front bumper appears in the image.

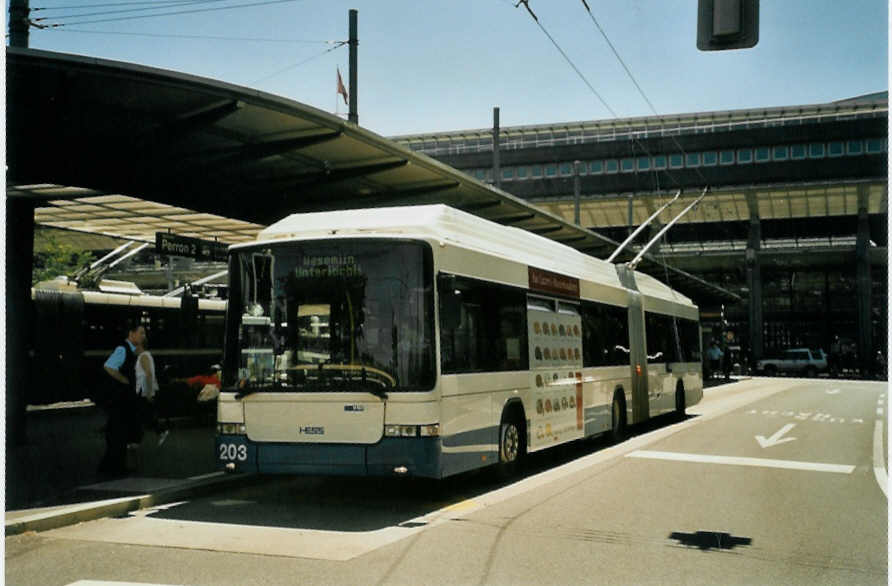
[216,434,443,478]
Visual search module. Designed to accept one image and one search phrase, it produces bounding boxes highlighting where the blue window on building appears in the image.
[589,160,604,174]
[827,142,844,157]
[653,155,667,169]
[560,162,573,176]
[605,160,619,174]
[773,145,789,161]
[847,140,864,155]
[502,167,515,180]
[702,152,718,166]
[720,150,735,165]
[545,164,557,177]
[475,169,486,180]
[637,156,651,171]
[669,154,684,169]
[621,158,636,173]
[532,165,543,177]
[866,138,885,153]
[790,144,807,160]
[755,147,771,162]
[517,166,528,179]
[737,149,753,164]
[808,143,825,158]
[685,153,700,167]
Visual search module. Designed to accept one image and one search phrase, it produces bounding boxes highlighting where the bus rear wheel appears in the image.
[610,393,626,443]
[675,384,686,421]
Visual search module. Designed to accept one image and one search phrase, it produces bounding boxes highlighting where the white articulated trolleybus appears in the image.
[216,204,702,477]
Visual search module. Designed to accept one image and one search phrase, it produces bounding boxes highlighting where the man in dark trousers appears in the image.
[98,323,146,477]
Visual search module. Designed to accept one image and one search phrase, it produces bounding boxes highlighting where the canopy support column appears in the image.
[855,184,873,375]
[746,190,763,363]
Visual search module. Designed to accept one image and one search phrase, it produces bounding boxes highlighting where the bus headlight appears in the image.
[385,425,417,437]
[419,424,439,437]
[218,423,247,435]
[385,424,439,438]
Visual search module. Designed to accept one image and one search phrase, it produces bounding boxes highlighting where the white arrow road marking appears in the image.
[826,389,840,395]
[756,423,797,448]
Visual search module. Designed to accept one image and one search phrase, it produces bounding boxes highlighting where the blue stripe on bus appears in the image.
[584,405,611,436]
[441,425,499,448]
[442,448,499,477]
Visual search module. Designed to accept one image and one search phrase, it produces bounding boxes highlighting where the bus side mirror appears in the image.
[697,0,759,51]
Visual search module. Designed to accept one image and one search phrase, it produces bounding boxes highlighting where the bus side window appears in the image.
[581,301,629,367]
[438,274,528,373]
[645,312,670,363]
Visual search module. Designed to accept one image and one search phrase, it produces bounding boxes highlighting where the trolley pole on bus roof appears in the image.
[607,190,681,263]
[348,9,358,125]
[628,186,709,270]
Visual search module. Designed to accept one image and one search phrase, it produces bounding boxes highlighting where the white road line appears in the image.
[873,420,888,498]
[878,408,884,417]
[66,581,179,585]
[627,450,855,474]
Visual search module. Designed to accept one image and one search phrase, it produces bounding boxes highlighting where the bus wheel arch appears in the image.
[499,399,527,465]
[610,388,627,443]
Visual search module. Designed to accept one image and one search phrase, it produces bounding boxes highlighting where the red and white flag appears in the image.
[337,68,348,105]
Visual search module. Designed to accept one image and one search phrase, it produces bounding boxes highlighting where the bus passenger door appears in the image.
[526,297,584,451]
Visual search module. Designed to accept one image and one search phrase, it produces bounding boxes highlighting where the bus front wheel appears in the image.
[498,408,526,477]
[500,419,522,464]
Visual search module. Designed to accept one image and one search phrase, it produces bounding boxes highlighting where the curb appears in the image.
[5,471,258,536]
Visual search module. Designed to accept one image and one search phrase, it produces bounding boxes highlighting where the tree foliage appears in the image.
[32,232,95,285]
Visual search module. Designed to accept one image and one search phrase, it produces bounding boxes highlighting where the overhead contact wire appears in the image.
[31,0,230,22]
[39,0,305,27]
[578,0,712,189]
[515,0,617,118]
[49,28,337,43]
[250,41,346,85]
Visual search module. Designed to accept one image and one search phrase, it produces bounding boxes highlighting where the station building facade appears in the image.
[392,93,888,375]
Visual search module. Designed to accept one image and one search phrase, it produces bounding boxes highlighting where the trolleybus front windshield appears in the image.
[230,240,435,393]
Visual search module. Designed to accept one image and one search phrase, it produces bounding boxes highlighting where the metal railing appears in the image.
[395,108,887,157]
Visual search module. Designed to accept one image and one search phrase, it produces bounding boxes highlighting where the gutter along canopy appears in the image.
[7,47,738,303]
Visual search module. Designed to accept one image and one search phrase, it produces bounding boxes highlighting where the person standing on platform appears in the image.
[98,323,145,477]
[135,335,169,447]
[706,341,723,381]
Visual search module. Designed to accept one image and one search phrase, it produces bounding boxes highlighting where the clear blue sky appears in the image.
[9,0,890,136]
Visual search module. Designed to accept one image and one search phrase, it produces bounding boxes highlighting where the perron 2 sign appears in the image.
[156,232,228,262]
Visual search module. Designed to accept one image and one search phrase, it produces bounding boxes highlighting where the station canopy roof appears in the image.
[7,47,738,303]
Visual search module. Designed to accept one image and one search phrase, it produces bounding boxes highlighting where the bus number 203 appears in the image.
[219,443,248,461]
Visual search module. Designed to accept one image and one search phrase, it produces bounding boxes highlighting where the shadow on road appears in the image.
[149,411,697,532]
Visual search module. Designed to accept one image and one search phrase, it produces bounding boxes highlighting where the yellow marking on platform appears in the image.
[442,499,478,512]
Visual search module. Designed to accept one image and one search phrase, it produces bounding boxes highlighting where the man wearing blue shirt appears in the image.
[98,324,146,477]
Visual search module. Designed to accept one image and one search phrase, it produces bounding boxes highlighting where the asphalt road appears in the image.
[6,378,888,586]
